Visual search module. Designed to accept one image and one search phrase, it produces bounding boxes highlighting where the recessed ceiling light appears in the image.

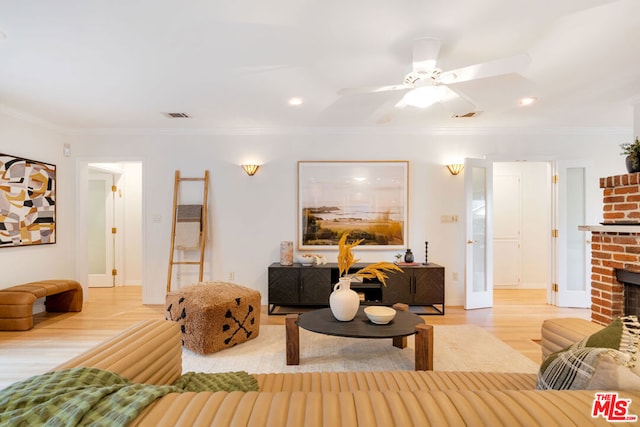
[288,97,303,106]
[518,96,537,106]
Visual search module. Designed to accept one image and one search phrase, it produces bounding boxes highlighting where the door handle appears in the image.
[467,240,474,244]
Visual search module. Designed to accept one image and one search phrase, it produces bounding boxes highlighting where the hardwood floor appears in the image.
[0,286,590,389]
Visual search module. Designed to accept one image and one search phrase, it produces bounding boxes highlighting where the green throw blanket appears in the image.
[0,367,258,426]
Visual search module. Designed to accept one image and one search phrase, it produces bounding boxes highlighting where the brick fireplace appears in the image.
[586,172,640,325]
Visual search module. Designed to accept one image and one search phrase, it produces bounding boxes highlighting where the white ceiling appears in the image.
[1,0,639,132]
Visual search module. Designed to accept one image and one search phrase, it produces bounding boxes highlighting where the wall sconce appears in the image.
[446,164,464,176]
[242,164,260,176]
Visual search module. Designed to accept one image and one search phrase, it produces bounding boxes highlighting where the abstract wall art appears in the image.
[0,154,56,247]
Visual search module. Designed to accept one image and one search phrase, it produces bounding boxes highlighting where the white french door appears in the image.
[552,161,595,307]
[88,172,117,287]
[493,173,521,287]
[464,158,494,309]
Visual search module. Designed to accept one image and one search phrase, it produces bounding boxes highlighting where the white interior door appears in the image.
[493,174,521,287]
[553,161,595,307]
[88,172,116,287]
[465,158,494,309]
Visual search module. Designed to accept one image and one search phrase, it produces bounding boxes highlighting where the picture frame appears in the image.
[0,154,56,247]
[298,160,408,250]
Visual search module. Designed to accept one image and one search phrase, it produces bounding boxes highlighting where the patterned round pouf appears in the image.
[165,282,261,354]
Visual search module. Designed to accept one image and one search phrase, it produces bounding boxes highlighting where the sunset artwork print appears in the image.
[298,161,408,250]
[0,154,56,247]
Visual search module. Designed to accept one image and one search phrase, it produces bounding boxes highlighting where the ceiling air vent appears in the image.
[452,111,481,118]
[163,112,191,119]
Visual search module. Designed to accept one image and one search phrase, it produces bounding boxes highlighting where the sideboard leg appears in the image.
[414,324,433,371]
[285,314,300,365]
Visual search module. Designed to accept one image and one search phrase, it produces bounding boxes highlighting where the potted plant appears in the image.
[394,253,403,264]
[620,137,640,173]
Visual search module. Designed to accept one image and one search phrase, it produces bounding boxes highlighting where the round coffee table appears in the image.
[285,304,433,370]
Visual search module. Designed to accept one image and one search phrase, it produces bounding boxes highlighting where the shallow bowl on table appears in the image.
[364,306,396,324]
[296,255,315,266]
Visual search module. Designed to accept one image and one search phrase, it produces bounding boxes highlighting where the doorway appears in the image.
[492,162,551,301]
[80,161,143,291]
[485,160,593,308]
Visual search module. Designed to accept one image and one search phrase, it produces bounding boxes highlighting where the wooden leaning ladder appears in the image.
[167,170,209,292]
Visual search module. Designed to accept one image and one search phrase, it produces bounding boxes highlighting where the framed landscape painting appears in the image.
[0,154,56,247]
[298,160,408,250]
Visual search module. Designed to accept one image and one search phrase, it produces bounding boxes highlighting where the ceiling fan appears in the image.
[338,37,530,117]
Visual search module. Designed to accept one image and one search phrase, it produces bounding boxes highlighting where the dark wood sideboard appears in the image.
[268,262,444,315]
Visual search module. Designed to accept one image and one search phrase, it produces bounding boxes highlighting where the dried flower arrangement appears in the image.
[337,232,402,285]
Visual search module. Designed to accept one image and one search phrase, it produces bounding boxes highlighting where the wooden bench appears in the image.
[0,280,83,331]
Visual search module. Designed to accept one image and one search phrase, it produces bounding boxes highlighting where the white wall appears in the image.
[1,105,629,306]
[0,110,76,290]
[63,129,627,306]
[635,103,640,138]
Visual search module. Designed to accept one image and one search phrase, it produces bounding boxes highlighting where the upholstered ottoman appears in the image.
[164,282,260,354]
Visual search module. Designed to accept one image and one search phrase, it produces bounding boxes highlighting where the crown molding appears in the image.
[0,104,631,137]
[0,104,66,133]
[64,125,632,137]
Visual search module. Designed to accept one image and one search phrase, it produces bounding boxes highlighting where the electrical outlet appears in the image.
[228,272,235,281]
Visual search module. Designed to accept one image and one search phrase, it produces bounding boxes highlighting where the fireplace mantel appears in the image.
[579,225,640,233]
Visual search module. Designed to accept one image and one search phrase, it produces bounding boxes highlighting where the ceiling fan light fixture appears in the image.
[402,86,446,108]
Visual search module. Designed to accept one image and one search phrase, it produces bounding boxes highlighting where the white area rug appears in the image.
[182,324,539,374]
[0,340,104,390]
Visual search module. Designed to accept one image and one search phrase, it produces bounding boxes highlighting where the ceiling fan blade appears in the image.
[337,84,411,96]
[438,86,476,116]
[372,96,407,124]
[438,53,530,84]
[412,37,441,73]
[394,99,408,109]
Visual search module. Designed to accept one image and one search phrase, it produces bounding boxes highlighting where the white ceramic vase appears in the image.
[329,277,360,321]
